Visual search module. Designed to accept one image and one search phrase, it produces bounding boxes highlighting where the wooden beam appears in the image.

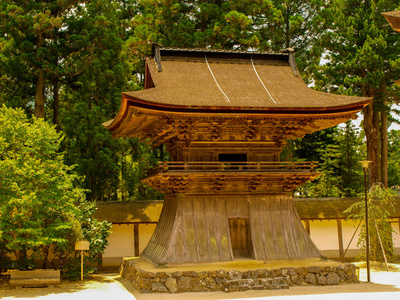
[337,220,344,261]
[134,223,140,257]
[304,220,310,235]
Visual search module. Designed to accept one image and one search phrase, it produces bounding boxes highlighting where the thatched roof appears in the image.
[104,46,370,138]
[382,10,400,33]
[123,47,369,109]
[94,198,400,223]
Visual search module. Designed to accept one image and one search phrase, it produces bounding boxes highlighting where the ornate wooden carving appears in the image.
[145,176,190,193]
[247,175,263,191]
[208,120,226,141]
[142,171,320,194]
[211,175,228,192]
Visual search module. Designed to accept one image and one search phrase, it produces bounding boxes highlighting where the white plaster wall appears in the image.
[341,220,361,250]
[308,220,339,250]
[103,224,135,258]
[139,223,157,252]
[102,223,156,257]
[391,220,400,248]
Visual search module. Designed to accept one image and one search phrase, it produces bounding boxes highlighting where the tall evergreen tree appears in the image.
[316,0,400,185]
[295,122,365,197]
[0,0,84,118]
[60,0,132,201]
[267,0,327,80]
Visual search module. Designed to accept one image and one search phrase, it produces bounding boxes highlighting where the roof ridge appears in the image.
[152,44,288,57]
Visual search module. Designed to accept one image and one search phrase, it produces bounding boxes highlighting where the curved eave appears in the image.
[103,93,371,134]
[382,11,400,33]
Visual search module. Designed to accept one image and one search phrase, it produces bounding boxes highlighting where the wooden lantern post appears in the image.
[75,241,90,281]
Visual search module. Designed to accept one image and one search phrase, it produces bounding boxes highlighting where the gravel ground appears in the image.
[1,264,400,300]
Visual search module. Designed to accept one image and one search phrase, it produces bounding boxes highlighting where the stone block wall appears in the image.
[120,259,359,293]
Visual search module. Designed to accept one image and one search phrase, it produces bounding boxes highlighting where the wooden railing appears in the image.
[147,161,317,176]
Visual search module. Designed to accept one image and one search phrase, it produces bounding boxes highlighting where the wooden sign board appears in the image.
[75,241,90,251]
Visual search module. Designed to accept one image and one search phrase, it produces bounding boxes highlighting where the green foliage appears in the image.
[388,130,400,187]
[0,105,82,269]
[1,0,399,203]
[0,0,85,117]
[0,106,111,273]
[56,0,145,201]
[58,201,112,280]
[118,139,164,201]
[295,122,365,197]
[268,0,328,81]
[316,0,400,96]
[345,183,397,263]
[314,0,400,184]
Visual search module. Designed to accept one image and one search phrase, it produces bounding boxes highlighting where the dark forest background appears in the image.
[1,0,400,201]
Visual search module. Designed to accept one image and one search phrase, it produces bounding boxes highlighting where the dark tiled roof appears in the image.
[294,198,358,220]
[94,201,163,223]
[294,197,400,220]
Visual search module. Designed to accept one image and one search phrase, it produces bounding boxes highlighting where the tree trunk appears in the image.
[35,68,45,118]
[363,103,380,185]
[346,123,352,187]
[285,6,291,49]
[375,109,381,184]
[42,245,49,269]
[53,81,59,129]
[35,34,45,118]
[381,101,388,187]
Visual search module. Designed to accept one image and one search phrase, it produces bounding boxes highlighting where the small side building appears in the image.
[94,201,162,268]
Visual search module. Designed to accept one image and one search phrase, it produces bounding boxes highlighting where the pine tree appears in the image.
[316,0,400,185]
[0,0,84,118]
[295,122,365,197]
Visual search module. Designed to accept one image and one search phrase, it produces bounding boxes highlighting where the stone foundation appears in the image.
[120,258,359,293]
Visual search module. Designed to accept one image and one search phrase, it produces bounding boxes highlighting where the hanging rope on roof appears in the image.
[204,54,231,103]
[250,56,277,104]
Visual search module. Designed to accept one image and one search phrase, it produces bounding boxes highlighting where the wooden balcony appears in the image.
[147,161,317,176]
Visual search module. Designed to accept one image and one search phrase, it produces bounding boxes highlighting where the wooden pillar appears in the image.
[337,219,344,260]
[304,220,310,235]
[134,223,140,257]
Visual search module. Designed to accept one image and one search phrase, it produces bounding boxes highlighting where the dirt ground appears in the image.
[1,263,400,300]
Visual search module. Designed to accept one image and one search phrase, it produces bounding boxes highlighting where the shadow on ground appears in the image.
[0,274,119,299]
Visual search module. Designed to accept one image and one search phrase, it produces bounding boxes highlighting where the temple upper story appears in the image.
[104,45,370,151]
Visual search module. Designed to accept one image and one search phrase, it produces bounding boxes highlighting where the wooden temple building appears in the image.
[104,45,370,266]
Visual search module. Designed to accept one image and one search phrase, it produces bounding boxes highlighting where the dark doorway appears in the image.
[218,153,247,162]
[219,154,247,170]
[228,218,252,258]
